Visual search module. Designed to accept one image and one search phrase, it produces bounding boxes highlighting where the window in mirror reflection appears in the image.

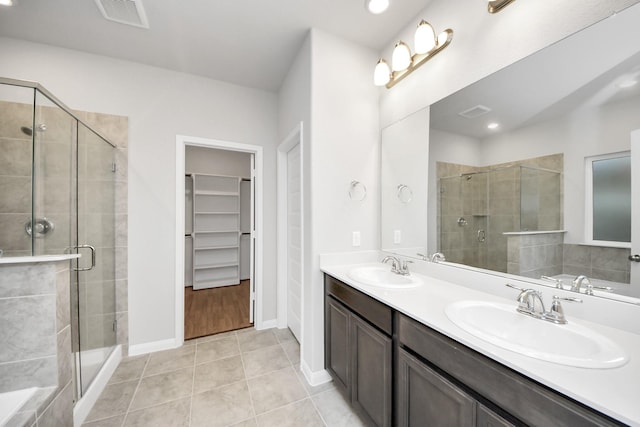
[586,153,631,246]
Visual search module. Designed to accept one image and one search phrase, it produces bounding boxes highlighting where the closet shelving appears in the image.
[189,174,241,289]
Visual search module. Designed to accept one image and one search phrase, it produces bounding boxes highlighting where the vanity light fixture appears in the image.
[366,0,389,14]
[487,0,516,13]
[374,20,453,89]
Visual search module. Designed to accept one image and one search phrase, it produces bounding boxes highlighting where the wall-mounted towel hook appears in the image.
[397,184,413,203]
[349,181,367,201]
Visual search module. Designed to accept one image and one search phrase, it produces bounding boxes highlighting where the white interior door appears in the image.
[286,144,302,341]
[249,154,256,323]
[630,129,640,295]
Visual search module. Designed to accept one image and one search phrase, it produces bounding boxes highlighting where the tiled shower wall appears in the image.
[563,244,631,284]
[507,233,564,279]
[0,259,75,427]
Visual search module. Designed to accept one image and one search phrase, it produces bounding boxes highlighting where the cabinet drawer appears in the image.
[397,313,622,427]
[325,275,392,335]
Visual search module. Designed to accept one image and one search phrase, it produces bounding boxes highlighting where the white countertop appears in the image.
[322,262,640,426]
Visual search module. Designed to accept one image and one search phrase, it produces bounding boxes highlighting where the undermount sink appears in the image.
[347,266,423,288]
[445,300,628,369]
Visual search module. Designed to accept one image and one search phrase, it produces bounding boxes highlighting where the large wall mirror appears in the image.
[381,2,640,302]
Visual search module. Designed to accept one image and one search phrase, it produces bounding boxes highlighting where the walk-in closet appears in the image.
[184,146,253,339]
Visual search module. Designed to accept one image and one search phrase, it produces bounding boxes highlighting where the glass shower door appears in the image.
[73,122,117,396]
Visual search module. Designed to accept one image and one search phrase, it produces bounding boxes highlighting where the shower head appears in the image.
[20,123,47,136]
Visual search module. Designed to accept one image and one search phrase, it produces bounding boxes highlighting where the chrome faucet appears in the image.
[381,256,412,276]
[572,275,593,295]
[506,284,582,324]
[430,252,446,263]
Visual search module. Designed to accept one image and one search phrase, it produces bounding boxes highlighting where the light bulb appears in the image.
[374,59,391,86]
[414,20,436,54]
[366,0,389,14]
[391,42,412,72]
[0,0,14,5]
[487,122,499,130]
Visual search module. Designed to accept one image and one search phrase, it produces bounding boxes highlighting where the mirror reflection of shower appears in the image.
[438,158,562,273]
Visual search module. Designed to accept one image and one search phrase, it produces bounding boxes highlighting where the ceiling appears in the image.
[0,0,430,92]
[430,3,640,140]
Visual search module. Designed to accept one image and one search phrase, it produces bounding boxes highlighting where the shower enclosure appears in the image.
[0,78,117,400]
[438,165,562,273]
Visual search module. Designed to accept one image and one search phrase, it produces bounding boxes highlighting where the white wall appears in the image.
[378,0,639,127]
[381,108,430,256]
[307,29,380,375]
[0,37,279,348]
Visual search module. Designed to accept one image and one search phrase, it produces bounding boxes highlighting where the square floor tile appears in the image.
[273,328,297,344]
[196,336,240,364]
[143,345,195,377]
[196,330,237,344]
[129,366,193,411]
[256,399,324,427]
[194,355,245,393]
[108,355,148,384]
[237,329,278,353]
[191,381,254,427]
[296,370,335,396]
[85,380,138,423]
[312,388,368,427]
[247,366,307,415]
[123,397,190,427]
[83,414,125,427]
[281,341,300,365]
[242,344,291,378]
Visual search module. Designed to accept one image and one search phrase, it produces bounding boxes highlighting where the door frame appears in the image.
[277,123,304,334]
[175,135,264,345]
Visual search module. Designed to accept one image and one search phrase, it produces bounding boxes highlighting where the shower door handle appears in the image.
[477,230,486,242]
[72,245,96,271]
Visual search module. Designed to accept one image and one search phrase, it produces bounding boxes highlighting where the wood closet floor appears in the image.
[184,280,252,340]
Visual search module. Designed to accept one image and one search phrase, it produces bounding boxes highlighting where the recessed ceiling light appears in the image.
[618,79,638,89]
[366,0,389,14]
[487,122,499,130]
[0,0,14,6]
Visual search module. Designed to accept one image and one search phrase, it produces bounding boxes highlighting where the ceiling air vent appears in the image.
[458,105,491,119]
[95,0,149,29]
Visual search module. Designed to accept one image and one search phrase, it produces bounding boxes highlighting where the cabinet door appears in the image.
[397,348,476,427]
[477,405,515,427]
[351,315,392,427]
[326,297,350,392]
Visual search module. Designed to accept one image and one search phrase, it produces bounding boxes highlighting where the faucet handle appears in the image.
[543,295,582,324]
[541,276,565,289]
[505,283,526,292]
[400,260,413,275]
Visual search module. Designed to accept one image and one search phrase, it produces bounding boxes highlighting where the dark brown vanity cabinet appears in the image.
[325,275,393,427]
[397,313,623,427]
[324,274,625,427]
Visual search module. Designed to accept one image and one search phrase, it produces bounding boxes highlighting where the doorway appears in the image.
[175,136,264,345]
[183,147,253,339]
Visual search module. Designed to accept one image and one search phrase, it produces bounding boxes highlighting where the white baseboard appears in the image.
[128,338,180,356]
[73,345,122,427]
[258,319,278,330]
[301,359,332,387]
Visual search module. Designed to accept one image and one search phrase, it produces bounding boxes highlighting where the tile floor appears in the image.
[82,327,368,427]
